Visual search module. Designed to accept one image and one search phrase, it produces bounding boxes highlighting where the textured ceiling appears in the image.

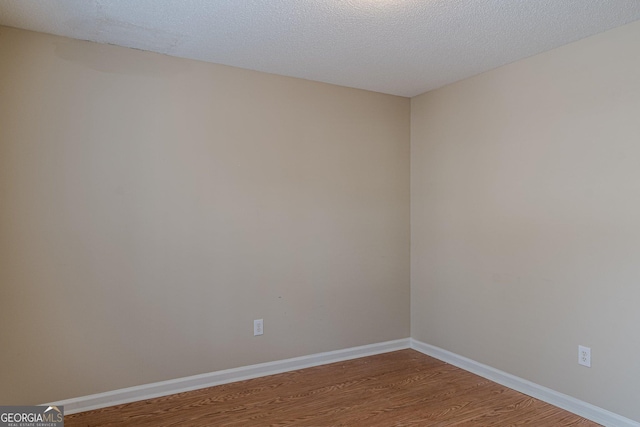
[1,1,640,97]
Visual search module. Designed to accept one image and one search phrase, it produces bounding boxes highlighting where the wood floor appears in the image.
[65,349,600,426]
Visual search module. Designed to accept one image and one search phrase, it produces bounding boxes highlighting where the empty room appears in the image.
[1,1,639,426]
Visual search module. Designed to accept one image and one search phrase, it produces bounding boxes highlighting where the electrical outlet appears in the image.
[254,319,263,336]
[578,345,591,367]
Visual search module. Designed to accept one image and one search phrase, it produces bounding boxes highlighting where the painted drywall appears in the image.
[0,26,410,404]
[411,20,640,421]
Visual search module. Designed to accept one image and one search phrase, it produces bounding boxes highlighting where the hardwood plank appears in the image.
[65,349,600,426]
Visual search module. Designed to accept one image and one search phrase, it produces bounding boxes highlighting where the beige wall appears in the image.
[4,16,639,420]
[0,26,410,404]
[411,20,640,421]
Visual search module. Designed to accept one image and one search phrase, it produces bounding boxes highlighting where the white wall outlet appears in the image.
[578,345,591,367]
[254,319,263,336]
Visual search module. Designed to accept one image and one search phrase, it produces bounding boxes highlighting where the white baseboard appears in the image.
[48,337,638,426]
[47,338,411,415]
[410,339,639,427]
